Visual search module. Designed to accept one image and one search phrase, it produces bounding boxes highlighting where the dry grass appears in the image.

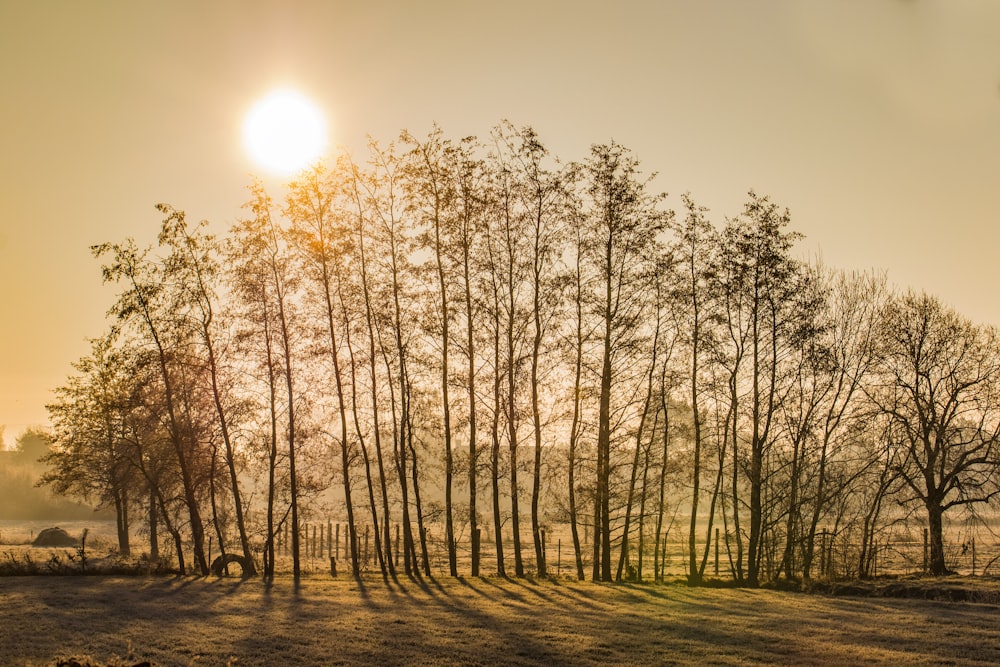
[1,574,999,666]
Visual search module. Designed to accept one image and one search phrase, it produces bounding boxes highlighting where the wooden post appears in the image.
[335,524,341,560]
[923,527,929,573]
[873,539,878,578]
[715,527,720,576]
[820,531,828,577]
[541,529,547,575]
[365,525,370,565]
[972,538,977,576]
[558,538,562,576]
[871,539,877,578]
[395,524,401,567]
[327,520,333,557]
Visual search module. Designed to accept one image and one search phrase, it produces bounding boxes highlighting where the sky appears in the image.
[1,0,998,447]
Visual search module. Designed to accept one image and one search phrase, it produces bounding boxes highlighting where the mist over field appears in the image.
[0,430,105,523]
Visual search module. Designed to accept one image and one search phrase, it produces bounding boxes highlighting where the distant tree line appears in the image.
[41,123,1000,583]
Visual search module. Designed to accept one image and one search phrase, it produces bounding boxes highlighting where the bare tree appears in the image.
[874,291,1000,576]
[404,127,460,576]
[286,165,361,576]
[157,205,256,575]
[671,194,718,583]
[93,236,211,575]
[231,182,304,579]
[44,333,139,556]
[714,192,801,586]
[583,142,671,581]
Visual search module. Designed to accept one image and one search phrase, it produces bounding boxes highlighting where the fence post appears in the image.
[972,538,977,576]
[923,528,928,573]
[872,539,877,578]
[542,529,547,575]
[715,528,720,577]
[557,538,562,577]
[820,531,828,577]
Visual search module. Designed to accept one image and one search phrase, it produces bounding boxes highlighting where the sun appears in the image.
[243,89,328,175]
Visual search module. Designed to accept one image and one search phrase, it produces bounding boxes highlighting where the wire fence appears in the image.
[264,520,1000,580]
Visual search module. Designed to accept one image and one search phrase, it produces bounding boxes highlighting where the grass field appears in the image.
[1,574,999,666]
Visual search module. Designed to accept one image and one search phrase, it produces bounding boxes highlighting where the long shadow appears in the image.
[466,573,607,611]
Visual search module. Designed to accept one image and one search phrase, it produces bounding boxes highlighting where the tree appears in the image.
[93,236,211,575]
[286,164,361,577]
[583,142,670,581]
[714,191,801,586]
[875,291,1000,576]
[404,126,461,576]
[230,181,304,579]
[671,193,718,584]
[157,204,256,575]
[44,333,137,556]
[453,136,488,576]
[344,154,396,576]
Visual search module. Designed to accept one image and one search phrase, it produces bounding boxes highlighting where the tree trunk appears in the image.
[926,501,947,576]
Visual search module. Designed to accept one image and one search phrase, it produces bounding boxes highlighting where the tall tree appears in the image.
[715,191,801,586]
[454,137,487,576]
[44,333,138,556]
[286,165,360,576]
[875,291,1000,576]
[93,236,211,575]
[583,142,670,581]
[404,127,461,576]
[672,193,718,584]
[344,154,396,576]
[157,204,256,575]
[234,182,304,579]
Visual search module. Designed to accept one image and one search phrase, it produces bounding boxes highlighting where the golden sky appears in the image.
[1,0,998,446]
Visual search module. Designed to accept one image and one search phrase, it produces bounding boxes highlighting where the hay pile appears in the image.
[32,527,78,547]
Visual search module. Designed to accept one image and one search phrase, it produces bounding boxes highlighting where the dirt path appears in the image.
[1,575,998,666]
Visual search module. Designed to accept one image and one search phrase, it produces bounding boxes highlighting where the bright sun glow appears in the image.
[243,89,328,175]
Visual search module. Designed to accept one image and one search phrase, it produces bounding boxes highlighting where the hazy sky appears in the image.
[1,0,998,446]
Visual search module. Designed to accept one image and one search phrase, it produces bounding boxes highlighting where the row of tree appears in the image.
[42,123,1000,583]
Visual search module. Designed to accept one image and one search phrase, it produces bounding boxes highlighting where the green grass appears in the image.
[1,574,999,666]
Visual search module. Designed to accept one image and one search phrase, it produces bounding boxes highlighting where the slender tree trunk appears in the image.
[340,283,385,575]
[728,369,744,583]
[529,264,546,578]
[465,259,479,577]
[491,305,505,576]
[407,403,431,577]
[568,243,586,581]
[653,372,671,582]
[203,334,255,575]
[616,367,654,581]
[596,343,613,582]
